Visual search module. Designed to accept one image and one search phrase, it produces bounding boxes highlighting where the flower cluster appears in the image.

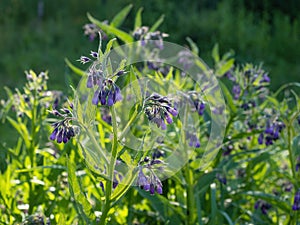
[91,79,122,106]
[292,189,300,211]
[186,131,200,148]
[258,119,285,146]
[216,173,227,185]
[77,50,125,107]
[144,93,178,130]
[83,23,107,41]
[136,154,165,195]
[187,91,206,116]
[254,199,272,215]
[223,67,271,110]
[222,142,234,156]
[133,26,168,49]
[177,50,194,73]
[49,103,77,144]
[21,214,50,225]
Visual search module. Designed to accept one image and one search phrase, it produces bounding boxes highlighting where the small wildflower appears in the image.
[232,84,241,100]
[133,26,168,49]
[144,93,178,130]
[77,56,91,64]
[223,70,236,82]
[222,143,234,156]
[260,73,270,83]
[186,131,200,148]
[255,199,272,215]
[49,104,78,144]
[177,50,194,74]
[292,189,300,210]
[90,51,98,58]
[83,23,107,41]
[258,119,285,146]
[216,173,227,185]
[137,155,165,195]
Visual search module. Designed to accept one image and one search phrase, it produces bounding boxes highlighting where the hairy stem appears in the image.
[99,106,118,225]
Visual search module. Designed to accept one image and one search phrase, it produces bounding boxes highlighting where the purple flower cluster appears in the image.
[216,173,227,185]
[49,105,77,144]
[254,199,272,215]
[232,84,241,100]
[188,91,206,116]
[133,26,168,49]
[137,156,164,195]
[292,189,300,210]
[91,79,122,106]
[82,23,107,41]
[78,50,125,107]
[186,131,200,148]
[258,119,285,146]
[144,93,178,130]
[241,100,256,110]
[222,143,234,156]
[177,50,194,75]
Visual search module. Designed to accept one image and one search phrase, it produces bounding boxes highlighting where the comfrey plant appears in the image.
[2,5,300,225]
[53,6,226,224]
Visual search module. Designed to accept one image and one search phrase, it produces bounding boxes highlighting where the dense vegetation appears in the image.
[1,1,300,224]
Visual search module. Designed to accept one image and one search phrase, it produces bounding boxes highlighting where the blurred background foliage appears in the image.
[0,0,300,98]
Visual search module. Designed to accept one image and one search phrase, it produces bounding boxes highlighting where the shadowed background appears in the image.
[0,0,300,98]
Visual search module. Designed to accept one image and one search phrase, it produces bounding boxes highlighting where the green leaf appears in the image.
[67,153,95,222]
[138,189,184,223]
[216,58,234,77]
[165,66,173,81]
[149,14,165,32]
[237,191,290,212]
[210,183,218,218]
[134,7,143,30]
[292,135,300,156]
[120,150,132,165]
[88,13,133,43]
[194,171,217,195]
[218,210,234,225]
[65,58,86,76]
[111,4,132,28]
[219,81,237,113]
[7,117,30,149]
[186,37,199,55]
[104,38,117,56]
[129,66,142,102]
[212,43,220,63]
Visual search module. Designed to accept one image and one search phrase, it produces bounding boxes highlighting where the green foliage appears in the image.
[1,3,300,225]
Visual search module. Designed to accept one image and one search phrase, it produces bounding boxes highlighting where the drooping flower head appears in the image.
[292,189,300,211]
[136,152,165,195]
[133,26,168,49]
[258,119,285,146]
[144,93,178,130]
[254,199,272,215]
[187,91,206,116]
[82,23,107,41]
[49,102,78,144]
[77,43,126,107]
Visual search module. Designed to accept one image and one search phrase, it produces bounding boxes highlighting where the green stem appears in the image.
[99,106,119,225]
[118,109,141,141]
[83,125,109,165]
[287,124,296,180]
[185,165,195,225]
[28,90,38,214]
